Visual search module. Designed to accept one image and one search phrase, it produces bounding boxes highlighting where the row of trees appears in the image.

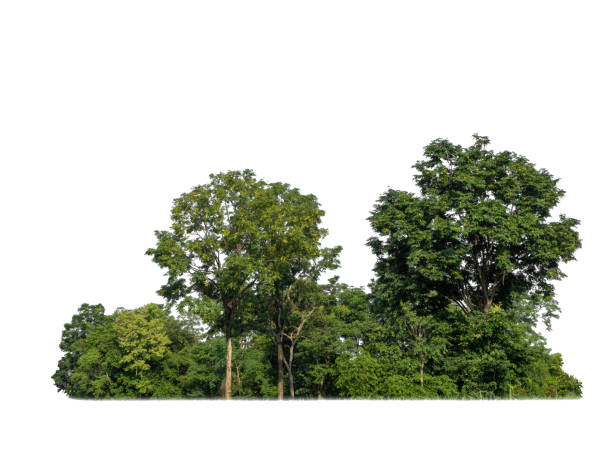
[53,135,583,399]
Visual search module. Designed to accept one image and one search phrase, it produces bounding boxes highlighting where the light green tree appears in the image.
[114,304,171,395]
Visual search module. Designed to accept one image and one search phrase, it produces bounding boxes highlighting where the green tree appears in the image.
[513,350,582,398]
[180,334,276,398]
[66,319,123,398]
[441,307,535,398]
[146,170,338,399]
[147,170,273,399]
[52,303,108,395]
[113,304,172,395]
[293,302,343,399]
[278,279,327,398]
[335,352,386,398]
[252,181,340,399]
[232,334,277,398]
[53,303,202,399]
[392,306,449,389]
[368,135,581,316]
[295,281,381,399]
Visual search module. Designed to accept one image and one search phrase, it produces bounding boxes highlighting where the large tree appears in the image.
[146,170,337,399]
[253,181,340,399]
[368,135,581,316]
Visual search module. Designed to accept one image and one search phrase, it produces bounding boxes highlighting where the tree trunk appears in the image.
[288,345,295,398]
[236,365,241,395]
[225,332,232,400]
[317,374,325,400]
[419,354,424,388]
[224,301,237,400]
[277,337,284,400]
[288,370,295,398]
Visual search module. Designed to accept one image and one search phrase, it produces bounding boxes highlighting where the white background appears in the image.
[1,1,610,457]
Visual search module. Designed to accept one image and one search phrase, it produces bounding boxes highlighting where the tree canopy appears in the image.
[368,135,580,316]
[53,136,582,400]
[145,170,339,399]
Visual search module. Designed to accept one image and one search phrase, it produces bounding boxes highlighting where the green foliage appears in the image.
[335,352,386,398]
[145,170,268,321]
[146,169,339,322]
[513,352,582,398]
[179,334,277,398]
[180,337,226,397]
[53,304,202,399]
[368,135,581,316]
[146,170,341,398]
[53,293,581,400]
[67,320,123,398]
[113,304,172,394]
[232,334,277,398]
[52,303,109,395]
[441,308,535,398]
[53,142,583,399]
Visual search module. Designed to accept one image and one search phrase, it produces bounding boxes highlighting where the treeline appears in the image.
[53,135,583,399]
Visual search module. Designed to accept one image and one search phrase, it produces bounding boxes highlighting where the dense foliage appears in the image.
[53,136,582,399]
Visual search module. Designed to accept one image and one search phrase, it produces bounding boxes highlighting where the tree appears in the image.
[441,307,535,398]
[53,303,202,399]
[368,135,581,316]
[147,170,270,399]
[113,304,171,395]
[513,351,582,398]
[252,181,340,399]
[146,170,338,399]
[295,281,381,399]
[292,300,343,399]
[52,303,107,395]
[52,148,582,400]
[278,279,326,398]
[392,306,448,388]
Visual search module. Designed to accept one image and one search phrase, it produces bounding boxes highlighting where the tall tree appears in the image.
[253,181,340,399]
[368,135,581,316]
[147,170,271,399]
[146,170,338,399]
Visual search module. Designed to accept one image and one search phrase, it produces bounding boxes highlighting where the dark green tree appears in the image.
[52,303,108,394]
[63,318,123,398]
[292,301,343,399]
[368,135,581,316]
[514,351,582,398]
[295,281,382,399]
[391,306,449,389]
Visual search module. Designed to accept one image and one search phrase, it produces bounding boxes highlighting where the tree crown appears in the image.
[368,135,581,315]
